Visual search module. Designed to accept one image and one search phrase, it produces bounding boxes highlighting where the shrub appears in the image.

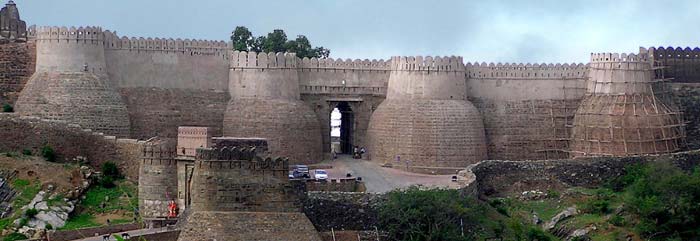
[609,214,626,226]
[45,223,53,230]
[3,232,27,241]
[18,218,27,227]
[526,227,552,241]
[21,149,31,155]
[2,104,13,113]
[25,208,38,218]
[546,189,560,199]
[582,189,613,214]
[379,187,480,241]
[41,145,56,162]
[99,175,116,189]
[101,161,121,179]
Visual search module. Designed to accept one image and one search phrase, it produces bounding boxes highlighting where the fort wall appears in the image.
[0,113,145,179]
[465,63,588,160]
[0,40,33,105]
[33,26,107,74]
[138,143,178,220]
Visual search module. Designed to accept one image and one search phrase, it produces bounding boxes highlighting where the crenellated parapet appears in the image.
[34,26,104,45]
[141,144,177,163]
[640,47,700,83]
[299,57,389,71]
[391,56,464,72]
[230,51,298,69]
[466,62,587,79]
[643,46,700,59]
[195,146,258,161]
[587,52,654,95]
[103,30,228,57]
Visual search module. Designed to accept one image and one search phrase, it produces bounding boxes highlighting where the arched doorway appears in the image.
[330,102,354,154]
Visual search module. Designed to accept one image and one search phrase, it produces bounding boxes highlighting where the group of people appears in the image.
[331,146,366,159]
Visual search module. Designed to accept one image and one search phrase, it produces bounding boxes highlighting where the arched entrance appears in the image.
[330,102,354,154]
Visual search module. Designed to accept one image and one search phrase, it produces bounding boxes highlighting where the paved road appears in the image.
[321,155,458,193]
[74,226,173,241]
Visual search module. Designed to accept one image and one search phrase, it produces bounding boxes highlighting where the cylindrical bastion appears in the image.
[367,56,488,173]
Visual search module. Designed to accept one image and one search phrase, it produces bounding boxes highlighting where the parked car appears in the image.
[292,165,310,178]
[313,169,328,180]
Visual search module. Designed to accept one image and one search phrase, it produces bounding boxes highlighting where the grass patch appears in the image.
[60,213,100,230]
[81,181,137,213]
[520,199,564,221]
[11,179,40,210]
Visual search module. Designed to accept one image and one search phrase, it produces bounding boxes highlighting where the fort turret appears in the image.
[223,51,322,164]
[137,144,178,222]
[14,26,130,137]
[570,53,685,157]
[367,56,488,173]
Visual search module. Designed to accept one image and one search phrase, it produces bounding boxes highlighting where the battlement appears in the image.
[390,56,464,72]
[299,57,389,71]
[195,146,258,161]
[590,52,650,63]
[195,147,289,171]
[466,62,588,79]
[141,144,177,161]
[103,30,228,57]
[34,26,104,44]
[642,46,700,59]
[230,51,298,69]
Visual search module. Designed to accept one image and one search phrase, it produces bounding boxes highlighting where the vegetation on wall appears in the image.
[1,104,12,113]
[230,26,330,58]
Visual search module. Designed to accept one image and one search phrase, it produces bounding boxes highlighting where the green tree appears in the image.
[41,145,55,162]
[379,187,478,241]
[231,26,254,51]
[2,104,12,112]
[263,29,288,53]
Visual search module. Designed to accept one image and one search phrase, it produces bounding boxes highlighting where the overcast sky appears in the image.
[17,0,699,63]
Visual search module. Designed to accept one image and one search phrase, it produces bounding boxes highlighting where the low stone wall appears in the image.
[126,230,180,241]
[177,211,321,241]
[47,223,140,241]
[303,192,382,232]
[459,150,700,197]
[0,113,147,179]
[306,179,362,192]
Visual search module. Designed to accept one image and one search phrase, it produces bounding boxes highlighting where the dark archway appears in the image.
[330,102,354,154]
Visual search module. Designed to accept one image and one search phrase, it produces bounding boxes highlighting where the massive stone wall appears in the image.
[177,211,322,241]
[0,41,33,106]
[138,143,178,220]
[0,113,145,179]
[119,88,227,139]
[465,63,588,160]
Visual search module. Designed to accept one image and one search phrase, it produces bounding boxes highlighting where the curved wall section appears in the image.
[15,26,130,137]
[571,53,685,157]
[223,51,322,164]
[368,56,487,173]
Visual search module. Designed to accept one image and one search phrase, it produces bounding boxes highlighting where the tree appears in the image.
[263,29,288,53]
[229,27,331,58]
[231,26,254,51]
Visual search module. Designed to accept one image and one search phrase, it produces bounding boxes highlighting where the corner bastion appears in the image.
[367,56,487,173]
[571,53,685,157]
[223,51,323,164]
[15,26,130,137]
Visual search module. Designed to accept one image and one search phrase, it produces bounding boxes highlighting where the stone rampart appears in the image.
[466,62,588,160]
[189,147,304,212]
[0,113,145,179]
[138,143,178,220]
[303,192,382,232]
[177,211,322,241]
[0,41,33,105]
[460,150,700,198]
[643,46,700,83]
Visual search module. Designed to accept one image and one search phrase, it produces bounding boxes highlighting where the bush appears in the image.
[21,149,31,155]
[41,145,56,162]
[582,189,613,214]
[2,104,13,113]
[609,214,626,226]
[18,218,27,227]
[526,227,552,241]
[379,187,479,241]
[101,161,121,179]
[45,223,53,230]
[25,208,38,218]
[3,232,27,241]
[99,175,116,189]
[624,163,700,240]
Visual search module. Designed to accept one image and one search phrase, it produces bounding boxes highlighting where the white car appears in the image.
[313,169,328,180]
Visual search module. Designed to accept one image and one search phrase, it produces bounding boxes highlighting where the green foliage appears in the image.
[607,163,647,191]
[2,232,27,241]
[489,199,510,217]
[379,187,478,241]
[230,26,330,58]
[81,182,137,213]
[526,227,552,241]
[609,214,626,226]
[2,104,13,113]
[581,189,613,214]
[17,218,27,227]
[546,189,560,199]
[623,163,700,240]
[11,179,40,211]
[99,175,115,188]
[60,213,99,230]
[41,145,56,162]
[102,161,122,179]
[24,208,38,218]
[21,149,31,156]
[45,223,53,230]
